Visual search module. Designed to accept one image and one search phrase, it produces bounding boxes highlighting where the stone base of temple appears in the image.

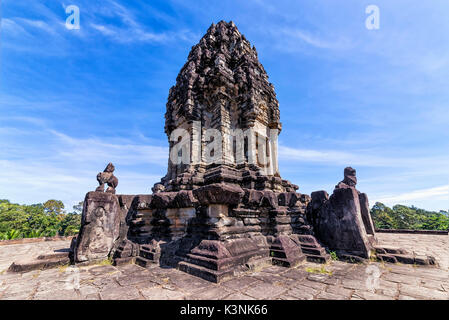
[69,166,439,283]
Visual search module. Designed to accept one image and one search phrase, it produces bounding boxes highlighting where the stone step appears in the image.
[415,255,436,266]
[131,219,146,227]
[393,254,415,264]
[305,254,330,264]
[135,213,147,218]
[299,243,320,249]
[37,251,70,260]
[135,226,153,234]
[270,243,284,251]
[339,254,365,264]
[178,261,234,283]
[134,233,153,240]
[185,251,256,272]
[375,246,408,255]
[135,256,155,268]
[272,255,305,268]
[296,235,320,245]
[375,253,436,266]
[269,248,287,259]
[113,256,135,266]
[139,248,160,261]
[140,245,154,251]
[376,253,397,263]
[8,255,70,273]
[115,249,132,258]
[300,246,327,256]
[185,254,220,271]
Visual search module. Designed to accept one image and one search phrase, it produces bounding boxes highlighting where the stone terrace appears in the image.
[0,234,448,300]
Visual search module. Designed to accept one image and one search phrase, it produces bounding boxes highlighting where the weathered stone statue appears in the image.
[307,167,376,260]
[72,163,121,263]
[96,162,118,194]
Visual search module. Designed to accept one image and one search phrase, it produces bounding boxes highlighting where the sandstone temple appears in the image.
[66,21,437,283]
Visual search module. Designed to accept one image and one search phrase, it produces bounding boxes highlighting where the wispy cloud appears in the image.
[0,120,167,208]
[2,0,448,213]
[373,185,449,207]
[48,130,168,166]
[0,159,162,209]
[87,0,172,43]
[14,18,57,35]
[1,18,28,35]
[1,0,198,54]
[278,145,449,169]
[278,28,353,50]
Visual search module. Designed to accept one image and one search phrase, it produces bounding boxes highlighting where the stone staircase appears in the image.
[8,251,70,273]
[134,240,162,268]
[270,235,305,267]
[292,234,330,264]
[178,259,235,283]
[178,239,270,283]
[112,239,139,266]
[129,210,154,241]
[374,246,437,266]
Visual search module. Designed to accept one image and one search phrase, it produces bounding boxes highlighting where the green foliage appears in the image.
[305,265,332,275]
[371,202,449,231]
[329,251,339,261]
[0,199,82,239]
[0,229,22,240]
[26,229,44,238]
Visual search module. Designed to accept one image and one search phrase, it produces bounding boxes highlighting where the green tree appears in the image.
[370,202,449,231]
[0,199,82,239]
[59,202,82,236]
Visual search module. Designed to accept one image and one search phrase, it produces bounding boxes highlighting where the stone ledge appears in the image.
[375,229,448,235]
[0,236,75,246]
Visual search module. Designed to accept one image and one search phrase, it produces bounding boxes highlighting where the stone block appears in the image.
[74,192,120,263]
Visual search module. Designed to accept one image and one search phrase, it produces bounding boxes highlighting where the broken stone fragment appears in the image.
[307,168,374,259]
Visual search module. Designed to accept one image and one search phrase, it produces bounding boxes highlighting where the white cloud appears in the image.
[0,159,162,210]
[14,18,57,34]
[90,24,116,37]
[279,28,352,50]
[2,1,197,54]
[278,145,449,169]
[87,0,196,44]
[1,18,28,35]
[48,130,168,166]
[372,185,449,207]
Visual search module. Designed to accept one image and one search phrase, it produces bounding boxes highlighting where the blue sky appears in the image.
[1,0,448,212]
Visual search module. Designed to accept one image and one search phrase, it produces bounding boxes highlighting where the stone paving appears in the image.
[0,235,448,300]
[377,232,449,271]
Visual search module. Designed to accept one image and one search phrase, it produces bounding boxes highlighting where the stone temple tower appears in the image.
[158,21,287,193]
[122,21,326,282]
[70,21,437,283]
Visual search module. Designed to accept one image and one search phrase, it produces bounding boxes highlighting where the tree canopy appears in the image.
[0,199,82,240]
[370,202,449,230]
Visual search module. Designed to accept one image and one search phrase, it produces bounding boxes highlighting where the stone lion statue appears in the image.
[95,162,118,194]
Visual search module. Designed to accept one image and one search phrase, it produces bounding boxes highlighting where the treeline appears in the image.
[370,202,449,231]
[1,199,448,239]
[0,199,82,240]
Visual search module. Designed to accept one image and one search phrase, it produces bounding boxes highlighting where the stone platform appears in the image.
[1,234,447,300]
